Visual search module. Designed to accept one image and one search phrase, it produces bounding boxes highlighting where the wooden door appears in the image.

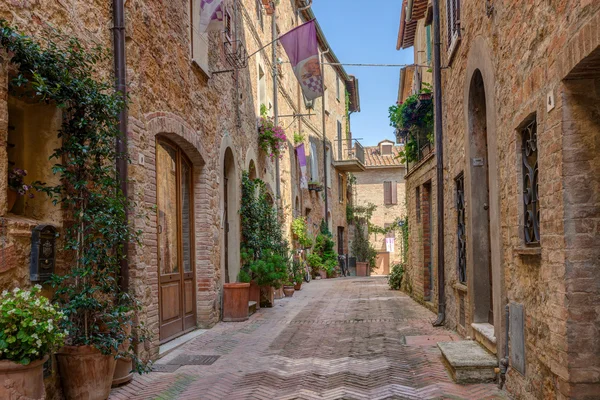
[157,139,196,342]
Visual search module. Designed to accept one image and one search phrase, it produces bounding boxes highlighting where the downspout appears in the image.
[498,304,510,388]
[113,0,129,291]
[272,1,281,202]
[321,48,330,228]
[431,0,445,326]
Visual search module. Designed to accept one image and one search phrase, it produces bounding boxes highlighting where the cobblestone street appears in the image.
[110,277,509,399]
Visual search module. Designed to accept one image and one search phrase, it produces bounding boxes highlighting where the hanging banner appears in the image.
[199,0,224,33]
[279,20,324,101]
[386,238,395,253]
[296,143,308,189]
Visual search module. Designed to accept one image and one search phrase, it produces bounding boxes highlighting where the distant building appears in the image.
[353,140,406,275]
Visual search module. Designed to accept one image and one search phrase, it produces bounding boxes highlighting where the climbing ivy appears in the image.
[0,21,149,372]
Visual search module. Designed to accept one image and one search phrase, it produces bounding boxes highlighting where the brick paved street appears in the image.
[111,277,510,400]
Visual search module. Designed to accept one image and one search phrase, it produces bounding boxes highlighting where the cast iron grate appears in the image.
[152,364,181,373]
[168,354,220,366]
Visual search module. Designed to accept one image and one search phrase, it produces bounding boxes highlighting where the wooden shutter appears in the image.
[384,181,392,205]
[391,181,398,205]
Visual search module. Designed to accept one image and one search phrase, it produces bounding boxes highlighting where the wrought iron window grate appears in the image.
[456,173,466,283]
[521,118,540,245]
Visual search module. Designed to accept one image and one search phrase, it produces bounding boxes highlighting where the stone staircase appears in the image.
[437,341,498,384]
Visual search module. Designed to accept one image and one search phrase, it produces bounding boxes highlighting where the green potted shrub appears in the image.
[388,263,405,290]
[291,217,313,250]
[314,223,338,279]
[307,253,323,279]
[291,259,304,291]
[250,251,288,307]
[0,286,65,399]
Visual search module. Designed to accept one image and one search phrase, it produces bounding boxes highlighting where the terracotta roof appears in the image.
[397,0,430,50]
[363,144,405,168]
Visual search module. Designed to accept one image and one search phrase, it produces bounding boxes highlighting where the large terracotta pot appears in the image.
[222,283,250,322]
[249,280,261,310]
[7,189,17,212]
[260,286,274,308]
[56,345,116,400]
[112,318,133,387]
[0,355,48,400]
[283,286,295,298]
[356,262,368,277]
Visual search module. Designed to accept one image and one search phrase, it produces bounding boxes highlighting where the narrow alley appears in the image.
[110,278,508,400]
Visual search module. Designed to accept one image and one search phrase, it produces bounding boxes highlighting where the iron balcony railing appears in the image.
[406,142,434,173]
[333,139,365,165]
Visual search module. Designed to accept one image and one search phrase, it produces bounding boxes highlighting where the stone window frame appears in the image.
[516,113,541,248]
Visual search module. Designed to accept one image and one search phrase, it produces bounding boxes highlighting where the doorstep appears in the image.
[471,322,497,354]
[438,341,498,384]
[159,328,208,357]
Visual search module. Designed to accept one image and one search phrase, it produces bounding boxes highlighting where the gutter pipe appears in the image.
[431,0,445,327]
[113,0,129,291]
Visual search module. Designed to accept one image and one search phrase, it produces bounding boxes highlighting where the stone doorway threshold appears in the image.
[159,328,208,357]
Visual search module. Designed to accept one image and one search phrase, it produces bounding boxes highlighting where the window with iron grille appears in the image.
[446,0,461,52]
[456,172,466,283]
[416,186,421,223]
[521,118,540,245]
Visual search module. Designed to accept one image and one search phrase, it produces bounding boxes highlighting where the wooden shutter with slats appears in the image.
[391,181,398,205]
[384,181,392,205]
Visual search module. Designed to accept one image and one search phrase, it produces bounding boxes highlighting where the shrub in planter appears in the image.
[388,263,404,290]
[258,106,287,160]
[249,251,288,307]
[291,217,312,249]
[307,253,323,279]
[0,285,66,399]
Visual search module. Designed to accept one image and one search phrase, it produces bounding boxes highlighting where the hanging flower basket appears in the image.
[258,116,287,160]
[418,92,432,101]
[308,182,323,192]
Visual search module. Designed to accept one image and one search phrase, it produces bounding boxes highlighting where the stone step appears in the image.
[438,341,498,384]
[248,301,257,316]
[471,322,497,354]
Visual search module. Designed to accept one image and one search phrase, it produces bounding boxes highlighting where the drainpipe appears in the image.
[321,48,330,228]
[272,1,281,202]
[113,0,129,291]
[498,304,510,388]
[431,0,445,326]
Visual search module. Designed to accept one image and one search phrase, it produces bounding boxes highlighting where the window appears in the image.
[336,75,341,101]
[384,181,398,205]
[416,186,421,223]
[256,0,263,31]
[456,172,466,283]
[338,174,344,203]
[521,117,539,245]
[323,86,329,114]
[381,144,393,155]
[336,120,343,160]
[446,0,461,55]
[426,25,432,65]
[310,141,319,181]
[191,0,210,74]
[258,64,266,112]
[223,7,233,44]
[326,148,332,188]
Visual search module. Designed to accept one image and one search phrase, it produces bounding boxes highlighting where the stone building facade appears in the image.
[398,0,600,398]
[0,0,359,376]
[353,140,406,275]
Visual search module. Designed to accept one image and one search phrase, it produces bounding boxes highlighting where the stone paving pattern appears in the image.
[111,277,510,399]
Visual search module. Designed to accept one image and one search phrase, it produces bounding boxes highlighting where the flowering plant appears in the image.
[8,168,34,198]
[0,285,66,365]
[258,116,287,160]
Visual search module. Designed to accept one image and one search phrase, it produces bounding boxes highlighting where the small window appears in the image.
[456,172,466,283]
[338,174,344,203]
[258,64,267,114]
[384,181,398,205]
[381,144,393,156]
[191,0,210,74]
[256,0,263,31]
[336,75,341,101]
[224,8,233,43]
[310,141,319,181]
[521,117,539,245]
[323,87,329,114]
[416,186,421,223]
[446,0,461,54]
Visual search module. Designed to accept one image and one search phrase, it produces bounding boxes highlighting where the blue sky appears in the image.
[312,0,414,146]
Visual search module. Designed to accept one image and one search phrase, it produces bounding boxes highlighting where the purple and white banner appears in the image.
[280,20,324,101]
[199,0,224,33]
[296,143,308,189]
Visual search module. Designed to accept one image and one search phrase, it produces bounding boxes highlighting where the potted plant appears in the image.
[282,280,295,298]
[388,263,405,290]
[0,285,65,400]
[250,250,288,307]
[222,270,251,322]
[307,253,323,279]
[308,181,323,192]
[291,259,304,291]
[314,224,338,279]
[351,213,377,277]
[258,105,287,160]
[7,168,34,212]
[291,217,313,250]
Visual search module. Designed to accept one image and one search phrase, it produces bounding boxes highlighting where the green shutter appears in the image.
[426,25,432,65]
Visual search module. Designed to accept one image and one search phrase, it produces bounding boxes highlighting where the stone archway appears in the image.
[463,37,504,355]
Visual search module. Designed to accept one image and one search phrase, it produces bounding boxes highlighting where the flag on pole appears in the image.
[199,0,224,33]
[296,144,308,189]
[279,20,324,101]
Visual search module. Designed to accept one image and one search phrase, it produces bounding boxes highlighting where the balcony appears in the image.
[406,141,434,173]
[332,139,366,172]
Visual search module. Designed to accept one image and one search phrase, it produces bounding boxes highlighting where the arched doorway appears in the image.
[467,70,493,325]
[156,138,196,341]
[223,147,238,284]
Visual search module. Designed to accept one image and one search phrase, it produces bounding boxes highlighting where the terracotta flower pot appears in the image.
[260,286,274,308]
[222,283,250,322]
[274,287,284,300]
[294,282,302,291]
[356,262,368,277]
[249,280,261,310]
[0,355,48,400]
[112,317,133,387]
[7,189,17,212]
[283,286,295,298]
[56,345,116,400]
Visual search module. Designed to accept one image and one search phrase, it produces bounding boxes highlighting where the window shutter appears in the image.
[391,181,398,205]
[384,181,391,205]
